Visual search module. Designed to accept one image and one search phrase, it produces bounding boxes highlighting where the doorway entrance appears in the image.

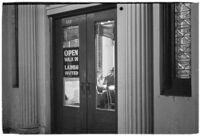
[52,8,117,133]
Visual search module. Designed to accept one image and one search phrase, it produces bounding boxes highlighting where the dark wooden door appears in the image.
[53,14,87,133]
[87,9,117,133]
[52,8,117,134]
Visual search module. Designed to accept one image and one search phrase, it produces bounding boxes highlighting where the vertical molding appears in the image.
[117,4,153,133]
[2,5,11,130]
[117,4,128,133]
[153,4,161,133]
[191,3,199,133]
[18,5,38,131]
[37,5,51,133]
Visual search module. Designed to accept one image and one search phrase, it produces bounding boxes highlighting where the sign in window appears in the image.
[63,25,80,107]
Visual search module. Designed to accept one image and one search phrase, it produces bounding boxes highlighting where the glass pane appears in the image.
[63,25,80,107]
[63,78,80,107]
[95,20,115,111]
[63,26,79,48]
[175,3,191,79]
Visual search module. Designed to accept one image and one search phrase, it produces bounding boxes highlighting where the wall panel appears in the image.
[153,4,198,134]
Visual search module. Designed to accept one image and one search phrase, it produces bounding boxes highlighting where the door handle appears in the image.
[81,82,94,96]
[80,82,86,95]
[86,82,91,96]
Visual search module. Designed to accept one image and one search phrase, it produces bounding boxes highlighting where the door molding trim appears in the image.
[46,4,101,16]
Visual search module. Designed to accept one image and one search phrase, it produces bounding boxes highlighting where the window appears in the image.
[63,25,80,107]
[161,3,191,97]
[174,3,191,79]
[95,20,116,110]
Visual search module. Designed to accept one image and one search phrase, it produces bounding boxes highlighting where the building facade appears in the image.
[2,3,199,134]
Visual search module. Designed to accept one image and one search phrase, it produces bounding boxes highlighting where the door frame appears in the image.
[49,4,117,133]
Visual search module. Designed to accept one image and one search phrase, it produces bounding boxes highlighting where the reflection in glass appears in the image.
[95,20,115,111]
[63,26,79,48]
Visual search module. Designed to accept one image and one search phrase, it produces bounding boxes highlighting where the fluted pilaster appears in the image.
[18,5,38,130]
[117,4,153,133]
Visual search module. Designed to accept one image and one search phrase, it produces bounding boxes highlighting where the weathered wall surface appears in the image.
[2,5,21,132]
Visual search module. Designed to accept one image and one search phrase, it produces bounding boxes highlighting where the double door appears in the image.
[52,9,117,133]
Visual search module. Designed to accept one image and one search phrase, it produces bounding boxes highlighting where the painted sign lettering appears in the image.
[63,47,79,77]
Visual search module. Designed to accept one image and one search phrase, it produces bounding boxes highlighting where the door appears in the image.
[52,8,117,133]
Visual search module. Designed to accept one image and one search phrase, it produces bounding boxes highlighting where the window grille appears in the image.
[175,3,191,79]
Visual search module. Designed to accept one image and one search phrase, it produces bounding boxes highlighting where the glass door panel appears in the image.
[63,25,80,107]
[53,14,87,133]
[87,9,117,133]
[95,20,116,110]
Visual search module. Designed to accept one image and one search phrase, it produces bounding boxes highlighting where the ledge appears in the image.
[46,4,101,16]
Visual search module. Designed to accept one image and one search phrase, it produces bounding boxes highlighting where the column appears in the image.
[117,4,153,133]
[18,5,38,133]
